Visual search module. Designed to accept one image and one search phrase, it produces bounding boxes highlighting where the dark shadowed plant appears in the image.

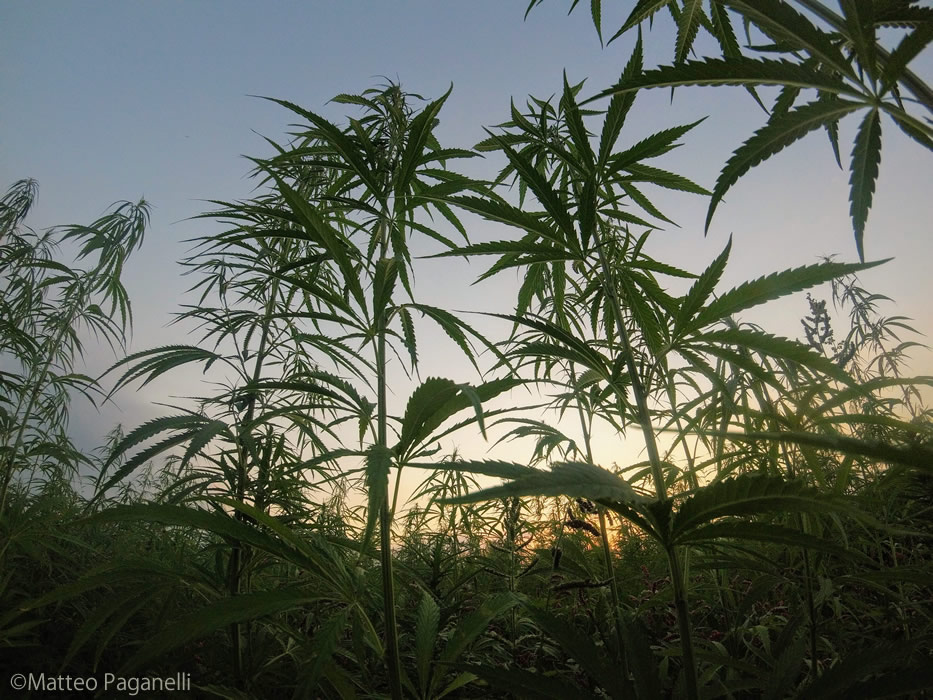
[0,179,148,524]
[88,83,515,698]
[430,38,907,694]
[528,0,933,259]
[5,4,931,696]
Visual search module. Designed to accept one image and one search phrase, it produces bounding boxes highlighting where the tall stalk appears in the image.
[594,230,699,700]
[448,76,709,698]
[98,84,482,698]
[0,320,71,519]
[569,367,630,679]
[226,276,279,688]
[376,212,403,700]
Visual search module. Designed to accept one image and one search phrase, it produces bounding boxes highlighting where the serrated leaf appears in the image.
[104,345,222,395]
[562,72,595,170]
[615,0,675,41]
[675,236,732,333]
[692,258,887,330]
[264,169,365,309]
[676,0,705,64]
[840,0,878,83]
[63,588,153,671]
[885,106,933,153]
[627,256,697,279]
[707,98,864,232]
[407,302,509,374]
[618,272,665,355]
[122,588,323,675]
[441,195,567,248]
[694,328,854,384]
[486,312,610,378]
[373,256,398,315]
[442,461,646,507]
[255,96,382,194]
[398,307,417,369]
[721,0,856,78]
[591,0,603,44]
[81,503,343,582]
[598,37,642,166]
[395,85,452,199]
[810,376,933,418]
[436,671,478,700]
[93,414,225,501]
[678,521,871,563]
[361,444,393,553]
[396,378,459,456]
[304,609,351,692]
[415,592,440,696]
[725,430,933,474]
[609,119,706,176]
[619,182,677,225]
[485,132,578,244]
[880,23,933,95]
[710,0,742,58]
[521,602,631,699]
[178,418,230,469]
[764,629,808,700]
[620,162,711,195]
[848,108,882,261]
[395,377,520,461]
[439,592,518,664]
[874,3,933,29]
[438,458,537,481]
[589,57,858,105]
[671,474,857,542]
[429,238,579,263]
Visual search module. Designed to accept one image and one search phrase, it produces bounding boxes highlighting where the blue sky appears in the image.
[3,2,931,486]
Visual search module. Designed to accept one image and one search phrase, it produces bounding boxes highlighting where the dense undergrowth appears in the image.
[2,2,933,698]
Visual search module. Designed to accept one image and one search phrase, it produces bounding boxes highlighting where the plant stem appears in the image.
[793,508,821,681]
[593,235,699,700]
[570,370,630,685]
[594,249,667,501]
[802,543,819,678]
[0,291,79,521]
[375,201,403,699]
[377,324,402,700]
[225,278,278,689]
[668,544,699,698]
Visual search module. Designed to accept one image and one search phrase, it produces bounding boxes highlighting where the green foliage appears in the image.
[443,460,647,506]
[0,180,149,519]
[3,4,932,697]
[537,0,933,259]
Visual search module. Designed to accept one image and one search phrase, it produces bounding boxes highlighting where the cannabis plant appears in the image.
[0,179,148,522]
[531,0,933,259]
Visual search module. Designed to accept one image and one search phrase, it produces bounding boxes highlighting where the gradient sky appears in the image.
[3,2,931,494]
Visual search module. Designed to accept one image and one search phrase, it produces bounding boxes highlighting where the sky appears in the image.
[3,2,932,502]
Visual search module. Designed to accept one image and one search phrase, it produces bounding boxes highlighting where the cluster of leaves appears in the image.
[531,0,933,259]
[2,450,931,698]
[0,179,148,519]
[2,2,932,698]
